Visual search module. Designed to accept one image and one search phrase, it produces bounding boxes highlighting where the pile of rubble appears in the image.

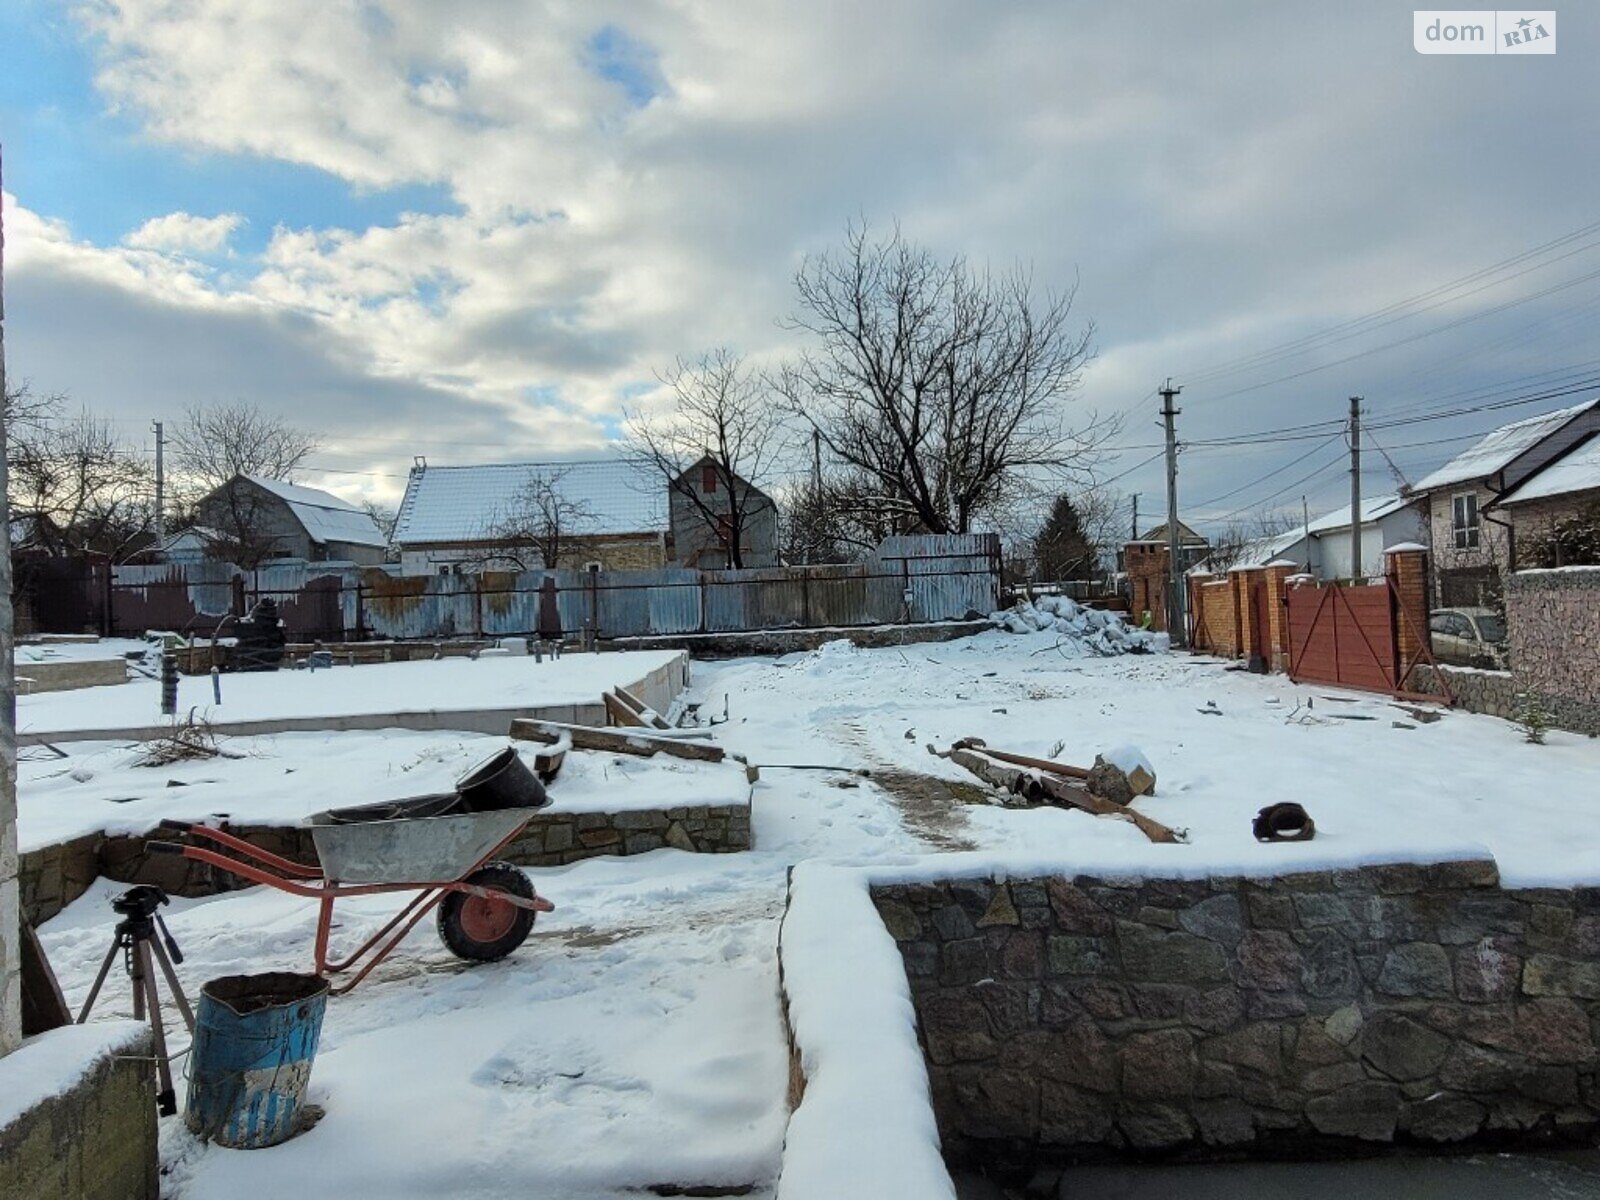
[990,596,1167,655]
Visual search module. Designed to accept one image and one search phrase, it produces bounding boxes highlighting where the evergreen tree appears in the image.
[1033,494,1098,581]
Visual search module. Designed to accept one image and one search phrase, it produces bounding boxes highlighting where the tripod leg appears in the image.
[138,943,178,1117]
[77,938,123,1024]
[130,939,147,1023]
[149,937,196,1034]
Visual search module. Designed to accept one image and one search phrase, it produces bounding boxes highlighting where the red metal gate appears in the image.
[1286,582,1398,693]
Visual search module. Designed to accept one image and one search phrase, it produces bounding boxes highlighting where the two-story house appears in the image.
[1408,399,1600,606]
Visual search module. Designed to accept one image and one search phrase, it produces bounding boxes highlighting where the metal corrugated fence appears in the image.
[110,534,1001,641]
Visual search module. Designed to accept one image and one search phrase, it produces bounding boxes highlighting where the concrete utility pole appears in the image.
[1348,396,1362,582]
[0,146,22,1055]
[152,419,165,560]
[1159,379,1186,646]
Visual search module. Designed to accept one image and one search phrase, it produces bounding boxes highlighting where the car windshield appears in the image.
[1475,614,1506,643]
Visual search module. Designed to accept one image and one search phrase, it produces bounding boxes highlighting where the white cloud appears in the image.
[6,2,1594,517]
[123,210,243,254]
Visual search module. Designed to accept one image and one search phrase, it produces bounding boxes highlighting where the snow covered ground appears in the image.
[38,629,1600,1197]
[17,648,684,736]
[16,637,149,664]
[18,731,750,852]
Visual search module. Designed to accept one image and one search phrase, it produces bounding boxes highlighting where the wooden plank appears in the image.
[509,718,725,762]
[946,747,1183,845]
[604,690,650,728]
[613,684,672,730]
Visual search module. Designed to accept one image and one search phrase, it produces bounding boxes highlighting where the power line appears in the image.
[1187,433,1344,510]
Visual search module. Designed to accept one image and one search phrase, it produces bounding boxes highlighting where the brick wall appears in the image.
[1386,548,1429,687]
[1506,566,1600,735]
[1125,543,1169,632]
[873,860,1600,1170]
[1207,579,1239,658]
[1264,564,1291,671]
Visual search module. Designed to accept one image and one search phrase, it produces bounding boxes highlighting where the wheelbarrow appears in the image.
[149,747,556,994]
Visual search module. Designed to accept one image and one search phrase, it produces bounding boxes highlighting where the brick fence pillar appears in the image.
[1264,562,1292,672]
[1386,545,1429,685]
[1123,542,1170,633]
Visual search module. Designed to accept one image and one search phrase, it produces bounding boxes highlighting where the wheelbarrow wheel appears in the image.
[438,862,537,962]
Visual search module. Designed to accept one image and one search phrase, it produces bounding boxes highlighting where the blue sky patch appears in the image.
[585,25,665,109]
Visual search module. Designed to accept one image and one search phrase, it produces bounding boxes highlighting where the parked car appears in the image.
[1428,606,1508,670]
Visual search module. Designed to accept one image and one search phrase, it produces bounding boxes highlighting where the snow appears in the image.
[989,597,1167,655]
[31,627,1600,1198]
[1385,541,1427,553]
[17,729,748,851]
[1498,431,1600,504]
[1412,399,1598,492]
[245,477,388,548]
[0,1021,150,1130]
[17,650,685,736]
[1303,493,1412,534]
[15,638,148,665]
[394,459,666,545]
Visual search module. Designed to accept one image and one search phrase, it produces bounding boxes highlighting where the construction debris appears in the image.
[934,740,1183,845]
[509,718,725,763]
[1253,802,1316,842]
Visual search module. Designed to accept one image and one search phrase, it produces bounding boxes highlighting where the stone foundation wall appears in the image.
[1506,567,1600,735]
[20,799,751,928]
[1412,664,1517,720]
[15,658,128,693]
[0,1026,158,1200]
[872,861,1600,1169]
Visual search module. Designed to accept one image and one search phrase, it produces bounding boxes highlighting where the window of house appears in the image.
[1451,493,1479,550]
[701,464,718,494]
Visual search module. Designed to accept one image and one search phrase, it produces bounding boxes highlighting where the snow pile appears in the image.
[793,638,867,674]
[990,597,1168,655]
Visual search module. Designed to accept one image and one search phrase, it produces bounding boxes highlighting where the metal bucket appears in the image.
[186,972,329,1148]
[456,746,548,813]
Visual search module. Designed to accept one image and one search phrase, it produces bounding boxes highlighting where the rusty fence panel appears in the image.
[109,534,1002,642]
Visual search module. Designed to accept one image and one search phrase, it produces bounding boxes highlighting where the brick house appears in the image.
[1408,399,1600,606]
[392,460,669,575]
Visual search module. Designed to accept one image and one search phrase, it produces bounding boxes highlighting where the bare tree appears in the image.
[5,387,154,560]
[169,401,319,488]
[777,223,1111,536]
[1197,510,1302,575]
[169,402,320,569]
[625,349,782,569]
[483,468,596,570]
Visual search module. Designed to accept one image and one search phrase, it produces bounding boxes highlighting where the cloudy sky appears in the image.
[2,1,1597,531]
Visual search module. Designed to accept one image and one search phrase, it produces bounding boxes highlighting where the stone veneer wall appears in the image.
[19,800,751,929]
[872,861,1600,1169]
[1506,567,1600,735]
[1412,663,1517,720]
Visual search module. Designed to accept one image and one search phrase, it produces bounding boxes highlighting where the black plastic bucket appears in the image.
[456,746,549,812]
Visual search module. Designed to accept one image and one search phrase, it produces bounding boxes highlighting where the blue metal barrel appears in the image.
[185,972,329,1148]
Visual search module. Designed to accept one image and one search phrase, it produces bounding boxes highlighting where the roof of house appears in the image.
[1190,528,1306,575]
[243,476,388,548]
[1138,520,1209,546]
[1497,434,1600,506]
[1303,493,1415,535]
[392,460,666,545]
[1411,399,1599,493]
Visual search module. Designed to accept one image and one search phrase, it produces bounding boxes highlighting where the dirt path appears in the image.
[834,719,984,851]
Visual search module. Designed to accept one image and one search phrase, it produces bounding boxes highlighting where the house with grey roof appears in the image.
[192,475,388,568]
[393,457,781,575]
[392,459,671,575]
[1408,398,1600,604]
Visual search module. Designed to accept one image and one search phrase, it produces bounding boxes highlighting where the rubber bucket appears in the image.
[456,746,548,812]
[185,972,329,1148]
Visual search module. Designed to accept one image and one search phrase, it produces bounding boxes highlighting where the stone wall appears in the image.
[1506,567,1600,735]
[0,1025,158,1199]
[610,619,992,659]
[14,658,128,693]
[19,800,752,928]
[1412,663,1517,720]
[872,860,1600,1170]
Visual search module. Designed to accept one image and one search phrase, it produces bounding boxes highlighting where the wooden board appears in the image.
[509,718,725,762]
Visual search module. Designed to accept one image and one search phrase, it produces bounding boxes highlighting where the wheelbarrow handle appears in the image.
[157,819,195,834]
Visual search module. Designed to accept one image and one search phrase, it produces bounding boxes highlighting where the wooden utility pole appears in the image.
[1130,493,1139,540]
[1159,380,1186,645]
[0,145,21,1056]
[1348,396,1362,582]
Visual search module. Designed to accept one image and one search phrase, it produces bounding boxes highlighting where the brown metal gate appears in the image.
[1286,582,1398,693]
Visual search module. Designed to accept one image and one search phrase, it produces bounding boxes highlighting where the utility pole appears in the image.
[808,428,822,567]
[1302,494,1311,571]
[152,420,165,560]
[1159,379,1186,646]
[1348,396,1362,582]
[1130,493,1139,540]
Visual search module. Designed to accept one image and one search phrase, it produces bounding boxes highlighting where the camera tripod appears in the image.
[78,885,196,1116]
